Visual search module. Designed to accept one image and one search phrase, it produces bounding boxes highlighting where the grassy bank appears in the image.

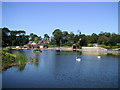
[2,48,28,71]
[48,45,71,48]
[98,45,120,50]
[33,48,42,53]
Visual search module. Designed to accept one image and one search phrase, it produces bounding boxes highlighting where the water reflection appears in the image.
[17,64,26,71]
[56,50,60,52]
[82,51,107,55]
[12,52,40,72]
[2,50,41,72]
[29,53,40,67]
[56,50,82,55]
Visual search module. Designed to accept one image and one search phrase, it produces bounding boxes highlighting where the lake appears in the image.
[2,49,118,88]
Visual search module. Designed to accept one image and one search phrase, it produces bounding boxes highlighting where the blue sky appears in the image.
[2,2,118,37]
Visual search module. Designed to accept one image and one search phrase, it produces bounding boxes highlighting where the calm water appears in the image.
[2,50,118,88]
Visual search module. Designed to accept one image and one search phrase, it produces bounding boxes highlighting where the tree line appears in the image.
[1,27,50,47]
[2,27,29,47]
[1,27,120,49]
[51,29,120,48]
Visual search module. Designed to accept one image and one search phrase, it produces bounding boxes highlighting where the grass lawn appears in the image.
[48,45,71,48]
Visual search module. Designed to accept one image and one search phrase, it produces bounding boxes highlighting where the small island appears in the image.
[33,48,42,53]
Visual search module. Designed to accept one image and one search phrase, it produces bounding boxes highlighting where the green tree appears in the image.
[29,33,38,41]
[29,33,34,41]
[86,35,91,45]
[34,37,39,44]
[109,33,118,46]
[79,34,87,46]
[39,36,42,40]
[74,35,80,43]
[10,31,18,46]
[90,33,98,43]
[2,27,10,47]
[50,36,56,45]
[62,31,69,45]
[104,32,111,37]
[52,29,62,47]
[97,35,109,45]
[67,32,75,46]
[2,27,29,46]
[44,34,50,40]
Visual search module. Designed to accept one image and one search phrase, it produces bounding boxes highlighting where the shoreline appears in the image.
[10,47,120,55]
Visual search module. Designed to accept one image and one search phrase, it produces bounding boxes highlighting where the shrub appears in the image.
[33,48,42,53]
[2,51,28,70]
[87,43,93,47]
[117,43,120,48]
[75,43,81,49]
[2,46,11,51]
[111,46,118,49]
[99,45,111,49]
[78,46,82,49]
[12,51,28,64]
[2,51,16,64]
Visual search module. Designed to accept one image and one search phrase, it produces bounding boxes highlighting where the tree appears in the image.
[97,35,109,45]
[74,35,80,43]
[90,33,98,43]
[29,33,38,41]
[77,30,81,35]
[2,27,29,47]
[50,36,56,45]
[29,33,34,41]
[62,31,69,45]
[104,32,111,37]
[99,31,104,36]
[39,36,42,40]
[52,29,62,47]
[2,27,10,47]
[44,34,50,40]
[34,37,39,44]
[2,27,10,36]
[10,31,18,46]
[17,30,26,36]
[67,32,75,46]
[86,35,91,45]
[79,34,87,46]
[109,33,118,46]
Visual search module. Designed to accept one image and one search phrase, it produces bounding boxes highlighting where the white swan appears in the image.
[76,57,81,61]
[97,55,101,59]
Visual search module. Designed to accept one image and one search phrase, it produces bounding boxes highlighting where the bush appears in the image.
[117,43,120,48]
[2,51,28,70]
[48,45,57,48]
[87,43,93,47]
[2,51,28,65]
[111,46,118,49]
[99,45,111,49]
[2,46,12,51]
[78,46,82,49]
[75,43,81,49]
[2,51,16,64]
[12,51,28,64]
[33,48,42,53]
